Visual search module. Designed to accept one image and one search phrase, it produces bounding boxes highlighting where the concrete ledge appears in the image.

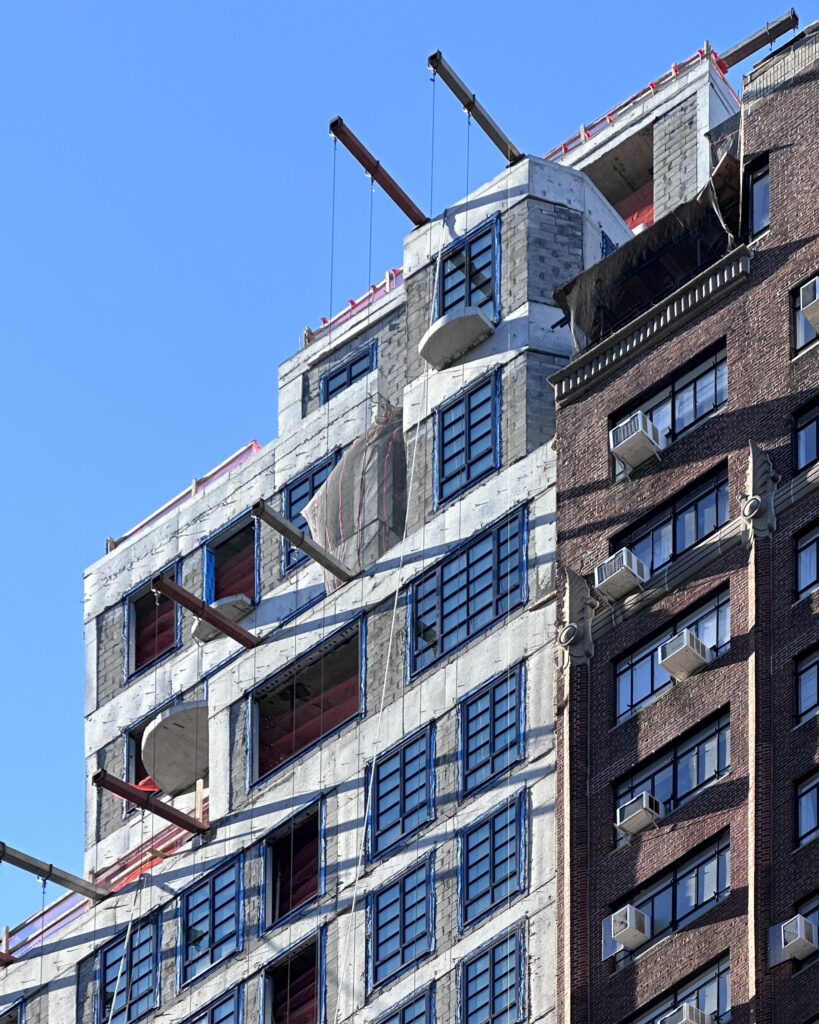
[418,306,494,369]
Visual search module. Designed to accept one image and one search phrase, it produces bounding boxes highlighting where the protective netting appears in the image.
[303,405,407,591]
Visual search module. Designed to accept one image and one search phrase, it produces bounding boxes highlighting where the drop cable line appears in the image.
[106,884,141,1024]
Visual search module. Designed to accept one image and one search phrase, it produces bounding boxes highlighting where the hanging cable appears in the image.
[106,885,141,1024]
[429,70,437,229]
[329,137,338,333]
[465,112,472,236]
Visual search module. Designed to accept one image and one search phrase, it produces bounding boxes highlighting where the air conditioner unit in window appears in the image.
[615,791,662,836]
[594,547,649,599]
[800,276,819,333]
[609,411,663,472]
[658,1003,707,1024]
[658,628,713,681]
[781,913,817,960]
[611,904,650,949]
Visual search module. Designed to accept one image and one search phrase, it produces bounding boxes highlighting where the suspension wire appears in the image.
[465,112,472,236]
[106,884,141,1024]
[329,138,338,333]
[429,70,437,227]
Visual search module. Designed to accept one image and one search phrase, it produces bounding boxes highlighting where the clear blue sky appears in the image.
[0,0,801,929]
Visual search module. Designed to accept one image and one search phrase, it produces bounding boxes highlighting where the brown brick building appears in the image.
[551,24,819,1024]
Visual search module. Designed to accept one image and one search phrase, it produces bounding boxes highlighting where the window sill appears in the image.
[792,337,819,363]
[126,643,180,684]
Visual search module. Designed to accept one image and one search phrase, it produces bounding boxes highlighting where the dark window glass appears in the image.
[378,990,432,1024]
[462,930,522,1024]
[209,522,256,603]
[798,773,819,845]
[632,959,731,1024]
[265,808,320,924]
[371,862,431,986]
[438,375,498,502]
[266,939,318,1024]
[182,861,240,983]
[283,455,337,571]
[462,796,524,925]
[188,991,239,1024]
[797,525,819,597]
[797,650,819,722]
[441,224,495,317]
[796,406,819,471]
[101,918,156,1024]
[412,511,525,674]
[750,163,770,235]
[601,231,618,258]
[794,286,819,352]
[796,895,819,965]
[371,728,433,857]
[461,666,523,795]
[130,573,176,673]
[319,344,376,404]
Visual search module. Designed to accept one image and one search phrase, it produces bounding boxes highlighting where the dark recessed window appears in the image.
[437,373,499,503]
[461,794,525,927]
[793,285,819,353]
[370,860,432,988]
[440,222,496,318]
[797,649,819,723]
[265,938,318,1024]
[749,160,770,236]
[126,717,161,795]
[796,405,819,471]
[205,521,257,603]
[182,860,240,984]
[797,524,819,598]
[371,727,433,858]
[319,343,377,404]
[264,806,320,925]
[461,665,523,796]
[100,916,157,1024]
[282,454,338,572]
[128,570,178,675]
[798,773,819,846]
[461,929,523,1024]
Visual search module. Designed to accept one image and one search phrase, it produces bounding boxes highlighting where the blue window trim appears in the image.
[248,615,366,789]
[367,854,435,994]
[376,985,435,1024]
[407,506,528,679]
[257,928,326,1024]
[457,922,525,1024]
[176,855,243,991]
[458,662,526,799]
[180,986,241,1024]
[97,913,161,1024]
[433,368,502,509]
[1,1001,25,1024]
[202,510,260,605]
[281,451,341,575]
[435,215,502,323]
[319,342,378,405]
[458,790,527,932]
[368,723,436,861]
[122,559,182,682]
[258,798,326,935]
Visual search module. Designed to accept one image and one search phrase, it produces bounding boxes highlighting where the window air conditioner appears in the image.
[781,913,817,960]
[594,547,649,599]
[657,1004,707,1024]
[800,276,819,333]
[609,411,663,472]
[658,629,713,681]
[615,791,662,836]
[610,904,650,949]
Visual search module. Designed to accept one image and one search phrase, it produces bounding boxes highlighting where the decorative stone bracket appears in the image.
[556,567,596,668]
[740,440,780,546]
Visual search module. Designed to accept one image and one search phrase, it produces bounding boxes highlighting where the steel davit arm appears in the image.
[0,841,111,902]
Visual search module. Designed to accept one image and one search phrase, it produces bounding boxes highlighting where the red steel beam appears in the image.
[151,575,261,649]
[0,951,18,965]
[92,770,209,835]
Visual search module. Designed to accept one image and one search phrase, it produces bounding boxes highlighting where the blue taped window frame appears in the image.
[183,987,241,1024]
[369,724,435,861]
[368,856,435,992]
[122,560,182,682]
[0,1002,24,1024]
[459,663,525,798]
[459,791,526,931]
[262,930,325,1024]
[459,924,525,1024]
[601,230,618,258]
[203,512,260,605]
[434,369,501,508]
[178,856,242,988]
[98,913,160,1024]
[436,215,501,323]
[260,798,325,933]
[281,452,340,574]
[318,342,378,405]
[376,985,434,1024]
[408,507,528,678]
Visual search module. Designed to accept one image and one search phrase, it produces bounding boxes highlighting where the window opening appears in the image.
[187,990,240,1024]
[794,284,819,352]
[440,223,495,318]
[283,456,338,572]
[378,989,432,1024]
[371,728,433,858]
[182,860,240,983]
[265,807,320,925]
[797,649,819,722]
[129,570,177,674]
[319,343,376,404]
[437,373,499,503]
[370,861,432,987]
[101,917,157,1024]
[265,938,318,1024]
[631,958,731,1024]
[797,772,819,846]
[461,929,523,1024]
[461,665,523,795]
[749,161,770,236]
[797,524,819,598]
[461,795,524,926]
[207,521,256,603]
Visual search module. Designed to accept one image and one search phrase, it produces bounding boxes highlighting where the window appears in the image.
[319,343,376,404]
[265,938,319,1024]
[794,283,819,352]
[461,794,525,927]
[797,649,819,722]
[282,455,337,572]
[749,161,770,236]
[126,717,161,795]
[615,468,729,575]
[440,222,496,319]
[188,990,240,1024]
[205,520,257,604]
[797,772,819,846]
[0,1010,21,1024]
[632,958,731,1024]
[616,591,730,722]
[371,727,434,858]
[437,373,499,503]
[370,860,432,987]
[411,509,525,674]
[100,917,157,1024]
[615,714,730,838]
[378,989,433,1024]
[796,405,819,471]
[181,860,240,983]
[461,929,523,1024]
[796,524,819,597]
[127,568,178,675]
[461,665,523,796]
[264,805,320,926]
[601,230,618,258]
[796,893,819,964]
[253,623,360,780]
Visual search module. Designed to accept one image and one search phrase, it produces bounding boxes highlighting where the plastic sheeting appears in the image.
[303,405,407,591]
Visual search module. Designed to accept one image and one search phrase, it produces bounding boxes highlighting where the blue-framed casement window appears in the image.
[181,859,241,984]
[100,916,157,1024]
[264,936,320,1024]
[794,281,819,352]
[264,804,321,926]
[126,564,180,676]
[614,714,730,841]
[411,509,526,675]
[437,372,500,504]
[439,219,499,320]
[797,772,819,846]
[370,859,433,989]
[615,467,729,575]
[378,988,433,1024]
[253,621,361,781]
[797,649,819,723]
[186,989,240,1024]
[282,454,338,573]
[632,958,731,1024]
[319,343,377,404]
[204,518,258,604]
[748,158,770,237]
[461,665,524,797]
[796,523,819,598]
[461,928,524,1024]
[461,793,525,928]
[796,404,819,471]
[370,726,434,858]
[615,591,730,723]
